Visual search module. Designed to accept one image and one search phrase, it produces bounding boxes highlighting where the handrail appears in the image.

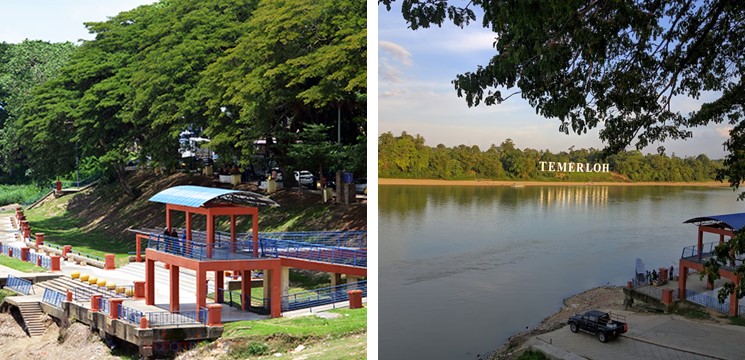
[681,241,717,259]
[42,288,66,308]
[281,280,367,311]
[118,304,144,324]
[6,275,33,295]
[261,238,367,267]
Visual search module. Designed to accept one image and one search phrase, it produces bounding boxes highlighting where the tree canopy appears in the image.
[1,0,366,192]
[381,0,744,193]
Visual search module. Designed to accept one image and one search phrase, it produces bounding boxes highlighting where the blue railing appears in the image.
[98,297,110,313]
[73,286,96,301]
[258,231,367,248]
[118,304,144,324]
[681,242,717,259]
[146,308,208,326]
[28,252,51,269]
[685,289,730,314]
[5,275,33,295]
[261,238,366,267]
[42,288,66,308]
[11,247,23,261]
[282,281,367,311]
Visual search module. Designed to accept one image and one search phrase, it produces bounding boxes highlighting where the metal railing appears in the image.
[146,308,208,326]
[118,304,144,324]
[259,231,367,248]
[28,252,51,269]
[685,289,730,314]
[5,275,33,295]
[681,242,717,259]
[73,286,96,301]
[10,247,23,261]
[282,281,367,311]
[98,297,110,313]
[261,238,366,267]
[42,288,66,308]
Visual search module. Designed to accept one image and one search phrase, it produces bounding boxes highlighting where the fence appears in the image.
[146,308,208,326]
[681,242,717,260]
[282,280,367,311]
[5,275,33,295]
[685,289,730,314]
[28,252,51,269]
[42,288,66,308]
[118,304,144,324]
[98,296,110,314]
[261,238,366,267]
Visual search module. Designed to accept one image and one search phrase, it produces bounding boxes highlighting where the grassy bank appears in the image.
[0,256,46,273]
[189,308,367,359]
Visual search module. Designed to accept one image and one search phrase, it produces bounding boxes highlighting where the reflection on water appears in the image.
[379,185,743,360]
[538,186,608,208]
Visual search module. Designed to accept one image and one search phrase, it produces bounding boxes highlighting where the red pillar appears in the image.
[133,281,146,299]
[230,215,236,253]
[66,290,73,302]
[207,304,223,326]
[145,259,155,305]
[252,211,259,257]
[62,245,71,258]
[136,235,142,262]
[36,255,42,267]
[50,255,61,271]
[697,227,703,261]
[104,254,115,270]
[348,290,363,309]
[206,212,214,259]
[91,294,102,312]
[169,265,180,312]
[56,181,62,192]
[196,269,207,313]
[729,290,738,317]
[678,263,687,300]
[35,233,44,248]
[165,205,172,231]
[270,266,282,318]
[661,289,673,304]
[20,247,29,262]
[241,271,252,311]
[216,271,224,303]
[109,298,124,319]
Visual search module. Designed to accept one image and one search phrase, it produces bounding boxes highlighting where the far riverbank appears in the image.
[379,178,731,187]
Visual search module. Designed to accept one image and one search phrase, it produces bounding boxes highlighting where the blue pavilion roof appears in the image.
[683,212,745,231]
[149,185,278,208]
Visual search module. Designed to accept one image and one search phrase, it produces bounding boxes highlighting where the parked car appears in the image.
[294,170,316,188]
[354,178,367,194]
[567,310,628,343]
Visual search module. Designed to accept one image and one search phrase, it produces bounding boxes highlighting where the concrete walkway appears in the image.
[523,310,745,360]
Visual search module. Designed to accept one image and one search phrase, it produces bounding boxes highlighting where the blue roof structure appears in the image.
[683,213,745,231]
[149,185,278,208]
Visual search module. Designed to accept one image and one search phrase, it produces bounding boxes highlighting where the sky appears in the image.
[0,0,157,44]
[378,3,731,158]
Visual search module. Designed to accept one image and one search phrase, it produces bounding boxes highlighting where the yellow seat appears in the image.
[80,273,89,282]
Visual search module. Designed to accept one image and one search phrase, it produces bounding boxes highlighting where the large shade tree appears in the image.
[381,0,745,311]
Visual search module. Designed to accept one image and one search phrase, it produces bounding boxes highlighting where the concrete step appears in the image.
[17,302,45,336]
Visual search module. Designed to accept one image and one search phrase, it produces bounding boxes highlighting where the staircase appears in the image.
[17,302,46,336]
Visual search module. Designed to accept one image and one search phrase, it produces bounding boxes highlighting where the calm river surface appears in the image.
[378,185,744,359]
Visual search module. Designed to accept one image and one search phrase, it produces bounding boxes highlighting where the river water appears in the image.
[378,185,744,359]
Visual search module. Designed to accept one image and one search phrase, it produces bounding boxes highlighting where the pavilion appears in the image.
[679,212,745,316]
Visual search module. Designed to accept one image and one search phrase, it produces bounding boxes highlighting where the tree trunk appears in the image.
[113,163,136,198]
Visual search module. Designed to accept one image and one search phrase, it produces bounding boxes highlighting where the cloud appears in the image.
[379,40,412,66]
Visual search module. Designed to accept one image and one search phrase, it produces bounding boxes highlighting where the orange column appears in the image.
[50,255,61,271]
[196,268,207,311]
[207,304,223,326]
[241,271,252,311]
[348,290,363,309]
[20,247,29,262]
[206,212,214,259]
[91,294,102,312]
[109,298,124,319]
[62,245,71,258]
[135,235,142,262]
[230,215,236,253]
[35,233,44,248]
[145,258,155,305]
[134,281,145,299]
[270,265,282,318]
[216,271,224,303]
[104,254,115,270]
[252,211,259,257]
[165,205,172,231]
[170,265,180,312]
[697,227,703,261]
[678,263,687,300]
[730,289,739,316]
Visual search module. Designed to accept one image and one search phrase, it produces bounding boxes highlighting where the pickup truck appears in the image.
[567,310,628,343]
